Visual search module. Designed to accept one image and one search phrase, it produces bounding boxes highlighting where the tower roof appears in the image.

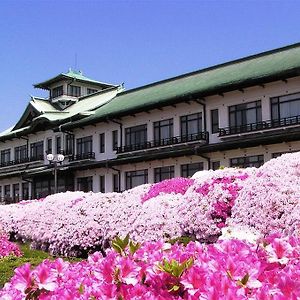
[33,69,117,90]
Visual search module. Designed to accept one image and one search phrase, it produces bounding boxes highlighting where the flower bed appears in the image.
[1,233,300,299]
[0,152,299,257]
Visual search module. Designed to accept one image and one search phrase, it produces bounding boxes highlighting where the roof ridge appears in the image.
[117,42,300,97]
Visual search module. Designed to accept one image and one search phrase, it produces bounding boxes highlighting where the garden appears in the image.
[0,152,300,299]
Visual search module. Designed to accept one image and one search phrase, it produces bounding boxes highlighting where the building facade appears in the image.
[1,44,300,202]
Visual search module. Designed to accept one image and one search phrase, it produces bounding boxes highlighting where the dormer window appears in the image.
[68,85,81,97]
[87,88,98,95]
[52,86,63,98]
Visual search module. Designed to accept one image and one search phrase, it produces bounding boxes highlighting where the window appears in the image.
[68,85,81,97]
[1,149,11,165]
[15,145,27,162]
[229,101,262,127]
[4,184,10,200]
[230,155,264,168]
[180,113,202,137]
[112,130,118,150]
[125,125,147,146]
[154,119,173,141]
[87,88,98,95]
[125,169,148,189]
[181,163,204,178]
[99,133,105,153]
[113,174,120,192]
[22,182,30,200]
[271,93,300,120]
[52,86,63,98]
[212,161,221,170]
[66,134,74,155]
[13,184,19,202]
[46,138,52,154]
[154,166,174,183]
[211,109,219,134]
[56,136,62,154]
[76,136,93,155]
[4,185,10,199]
[100,175,105,193]
[272,151,296,159]
[77,176,93,192]
[30,141,44,159]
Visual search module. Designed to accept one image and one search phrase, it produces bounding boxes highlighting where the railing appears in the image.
[0,155,44,168]
[116,132,208,154]
[69,152,95,162]
[50,93,80,100]
[219,115,300,137]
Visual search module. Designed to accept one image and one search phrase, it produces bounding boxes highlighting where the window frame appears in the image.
[125,169,148,189]
[112,130,118,151]
[181,162,203,178]
[180,113,202,137]
[125,124,147,146]
[76,136,93,155]
[153,118,174,141]
[99,133,105,153]
[154,166,175,183]
[30,141,44,159]
[68,85,81,97]
[229,100,262,127]
[230,155,264,168]
[52,85,63,98]
[211,109,219,134]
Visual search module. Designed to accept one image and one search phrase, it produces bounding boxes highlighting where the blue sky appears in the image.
[0,0,300,131]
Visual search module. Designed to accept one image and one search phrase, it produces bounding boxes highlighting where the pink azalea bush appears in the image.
[142,178,194,202]
[1,234,300,299]
[0,152,299,256]
[0,233,22,258]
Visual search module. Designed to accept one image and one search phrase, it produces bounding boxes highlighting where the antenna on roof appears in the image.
[74,53,78,71]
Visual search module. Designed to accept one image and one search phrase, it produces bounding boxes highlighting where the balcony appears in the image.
[116,132,208,154]
[219,115,300,137]
[69,152,95,162]
[0,155,44,168]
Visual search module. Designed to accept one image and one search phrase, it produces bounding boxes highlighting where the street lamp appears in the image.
[46,153,65,194]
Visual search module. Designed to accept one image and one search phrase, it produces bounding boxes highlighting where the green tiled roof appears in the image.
[63,43,300,130]
[34,69,117,90]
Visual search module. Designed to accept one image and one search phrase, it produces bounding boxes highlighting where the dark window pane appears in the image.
[181,163,203,177]
[125,169,148,189]
[100,133,105,153]
[230,155,264,168]
[154,166,174,182]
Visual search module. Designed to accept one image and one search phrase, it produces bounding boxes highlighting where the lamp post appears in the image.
[46,153,65,194]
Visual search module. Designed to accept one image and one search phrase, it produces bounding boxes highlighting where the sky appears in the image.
[0,0,300,132]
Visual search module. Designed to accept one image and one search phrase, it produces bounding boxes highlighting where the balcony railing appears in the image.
[116,132,208,154]
[69,152,95,162]
[219,115,300,137]
[0,155,44,168]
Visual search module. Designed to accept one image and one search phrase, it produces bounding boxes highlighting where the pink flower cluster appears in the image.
[197,175,248,229]
[1,234,300,299]
[0,233,22,258]
[142,178,194,202]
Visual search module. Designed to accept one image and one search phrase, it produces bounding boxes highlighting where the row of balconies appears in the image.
[0,115,299,169]
[219,115,300,137]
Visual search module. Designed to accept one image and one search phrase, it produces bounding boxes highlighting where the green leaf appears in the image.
[240,273,250,286]
[123,234,130,249]
[111,242,123,255]
[129,241,140,255]
[78,283,85,294]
